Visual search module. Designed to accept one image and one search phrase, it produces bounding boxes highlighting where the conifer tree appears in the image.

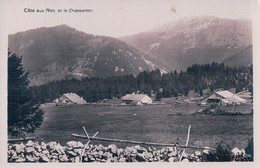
[8,51,44,136]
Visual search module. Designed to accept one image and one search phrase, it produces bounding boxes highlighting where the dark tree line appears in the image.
[30,62,253,103]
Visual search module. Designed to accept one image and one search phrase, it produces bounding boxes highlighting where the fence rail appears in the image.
[71,133,213,150]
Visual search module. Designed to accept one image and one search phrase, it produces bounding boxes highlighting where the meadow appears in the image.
[35,104,253,151]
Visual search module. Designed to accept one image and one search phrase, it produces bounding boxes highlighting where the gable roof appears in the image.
[63,93,86,103]
[121,94,151,101]
[215,90,246,103]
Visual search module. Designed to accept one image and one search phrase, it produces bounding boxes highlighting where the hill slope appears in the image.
[120,16,252,71]
[222,45,252,67]
[8,25,163,85]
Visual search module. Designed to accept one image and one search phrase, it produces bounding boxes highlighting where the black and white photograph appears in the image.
[0,0,259,167]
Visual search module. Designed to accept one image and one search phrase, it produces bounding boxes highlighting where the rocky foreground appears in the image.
[8,141,252,163]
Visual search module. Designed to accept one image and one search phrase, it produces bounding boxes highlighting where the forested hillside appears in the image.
[30,63,253,103]
[8,25,163,85]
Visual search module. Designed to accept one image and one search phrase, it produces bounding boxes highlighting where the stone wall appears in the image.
[7,140,252,162]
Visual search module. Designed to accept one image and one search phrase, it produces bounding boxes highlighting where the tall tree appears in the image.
[8,51,44,136]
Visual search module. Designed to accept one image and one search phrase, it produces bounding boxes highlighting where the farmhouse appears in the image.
[207,90,246,105]
[54,93,86,104]
[121,94,153,105]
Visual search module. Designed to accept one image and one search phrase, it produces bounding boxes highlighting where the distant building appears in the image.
[206,90,246,105]
[236,91,253,103]
[54,93,86,104]
[121,94,152,105]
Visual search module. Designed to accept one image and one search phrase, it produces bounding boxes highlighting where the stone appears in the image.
[54,143,65,154]
[108,144,117,153]
[47,141,57,150]
[26,140,34,147]
[134,145,146,154]
[34,151,41,157]
[144,152,153,159]
[153,150,159,156]
[182,158,189,162]
[8,149,15,156]
[75,156,80,163]
[148,158,153,162]
[136,153,146,162]
[83,156,89,162]
[111,156,119,162]
[103,152,112,159]
[66,141,78,148]
[240,149,246,156]
[100,159,106,162]
[15,157,26,163]
[51,159,59,163]
[168,151,177,157]
[41,142,47,150]
[124,147,136,156]
[167,147,174,152]
[96,144,105,151]
[160,148,166,154]
[129,157,137,162]
[108,144,117,149]
[117,148,124,156]
[13,143,25,150]
[69,157,75,162]
[25,147,36,154]
[89,157,96,162]
[11,156,22,162]
[203,149,209,155]
[195,151,202,157]
[168,157,175,162]
[34,145,42,152]
[231,147,241,156]
[40,154,50,162]
[182,152,188,158]
[106,158,112,162]
[119,157,126,162]
[73,148,82,155]
[42,150,49,154]
[66,150,77,157]
[15,143,26,154]
[155,156,161,161]
[77,141,84,148]
[26,155,35,162]
[84,144,90,150]
[148,147,153,152]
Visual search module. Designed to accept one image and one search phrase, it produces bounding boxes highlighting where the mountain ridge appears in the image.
[119,16,252,71]
[8,25,165,85]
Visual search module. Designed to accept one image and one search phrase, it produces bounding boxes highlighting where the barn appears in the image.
[206,90,247,105]
[54,93,86,104]
[121,94,153,105]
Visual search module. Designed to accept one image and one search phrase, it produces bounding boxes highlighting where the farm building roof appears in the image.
[63,93,86,103]
[236,91,252,99]
[121,94,151,101]
[215,90,246,103]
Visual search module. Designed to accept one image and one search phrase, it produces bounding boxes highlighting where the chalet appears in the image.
[121,94,153,105]
[54,93,86,104]
[206,90,246,105]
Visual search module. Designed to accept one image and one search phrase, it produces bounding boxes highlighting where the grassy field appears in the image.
[35,104,253,151]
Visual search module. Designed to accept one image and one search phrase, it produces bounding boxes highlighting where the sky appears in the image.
[1,0,254,37]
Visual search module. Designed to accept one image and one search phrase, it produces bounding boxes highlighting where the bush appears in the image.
[245,138,253,159]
